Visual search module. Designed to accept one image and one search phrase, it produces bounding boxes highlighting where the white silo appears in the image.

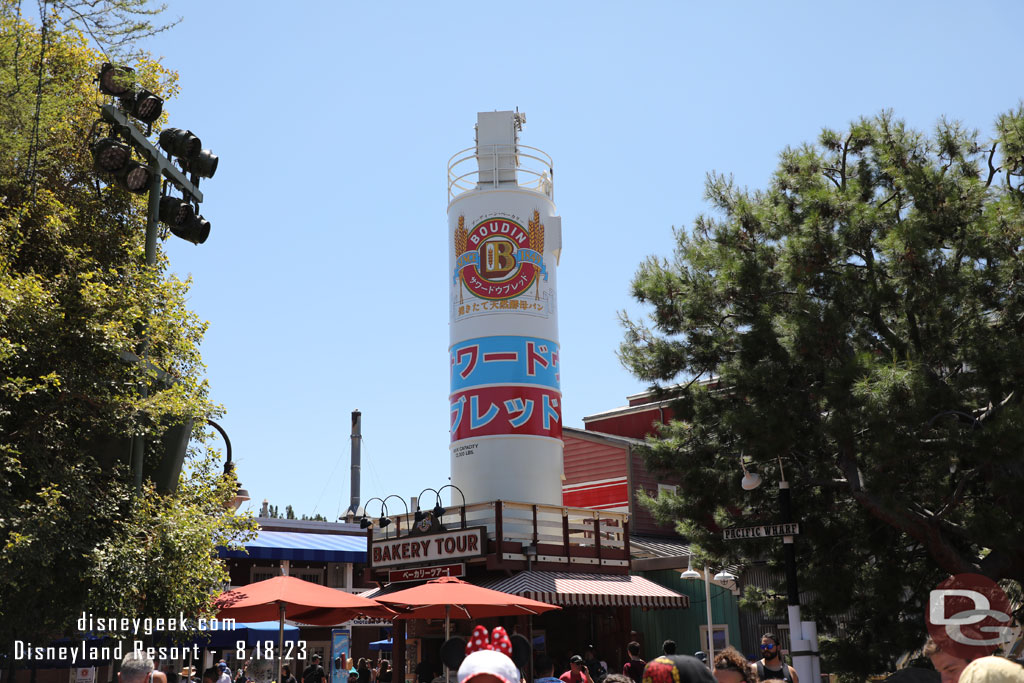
[447,111,563,506]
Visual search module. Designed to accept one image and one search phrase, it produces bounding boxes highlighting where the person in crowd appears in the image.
[958,657,1024,683]
[456,629,523,683]
[693,653,707,668]
[662,642,677,656]
[583,647,606,683]
[202,667,222,683]
[376,660,393,683]
[642,655,714,683]
[757,634,797,683]
[164,664,180,683]
[216,662,232,683]
[622,642,645,683]
[560,656,592,683]
[711,648,756,683]
[534,655,560,683]
[416,659,436,683]
[304,654,327,683]
[121,653,155,683]
[357,658,373,683]
[282,665,298,683]
[924,637,979,683]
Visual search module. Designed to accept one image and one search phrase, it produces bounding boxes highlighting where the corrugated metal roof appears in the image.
[630,536,693,559]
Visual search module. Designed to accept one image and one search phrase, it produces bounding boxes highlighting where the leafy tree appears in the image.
[0,4,253,659]
[620,109,1024,678]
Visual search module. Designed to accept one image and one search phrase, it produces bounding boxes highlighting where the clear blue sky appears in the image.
[124,1,1024,519]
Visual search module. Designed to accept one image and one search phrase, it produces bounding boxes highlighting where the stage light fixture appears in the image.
[158,128,202,160]
[159,196,195,227]
[183,149,219,179]
[121,89,164,124]
[97,63,135,97]
[116,161,153,194]
[90,137,131,173]
[168,214,210,245]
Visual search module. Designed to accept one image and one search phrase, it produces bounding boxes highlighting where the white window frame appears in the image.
[699,624,730,653]
[657,483,678,496]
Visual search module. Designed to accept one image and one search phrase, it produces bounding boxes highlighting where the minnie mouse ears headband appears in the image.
[441,626,531,673]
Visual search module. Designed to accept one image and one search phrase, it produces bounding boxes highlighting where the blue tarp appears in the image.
[218,530,366,563]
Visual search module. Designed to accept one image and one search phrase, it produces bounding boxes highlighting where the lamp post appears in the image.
[207,419,249,511]
[360,497,391,539]
[741,458,820,683]
[680,557,737,669]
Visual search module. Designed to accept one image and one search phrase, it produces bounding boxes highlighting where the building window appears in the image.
[699,625,729,653]
[657,483,678,497]
[251,567,279,583]
[292,568,324,585]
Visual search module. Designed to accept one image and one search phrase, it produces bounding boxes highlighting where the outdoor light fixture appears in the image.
[159,196,195,227]
[121,89,163,125]
[169,214,210,245]
[741,458,763,491]
[116,161,153,194]
[680,556,701,580]
[91,137,131,173]
[359,516,373,529]
[182,149,219,179]
[378,515,392,528]
[97,63,135,97]
[159,127,202,160]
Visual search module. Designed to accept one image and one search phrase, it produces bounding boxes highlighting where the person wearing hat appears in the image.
[693,653,707,667]
[559,656,592,683]
[643,656,715,683]
[304,655,327,683]
[217,661,232,683]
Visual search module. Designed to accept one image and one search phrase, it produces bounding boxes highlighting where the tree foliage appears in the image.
[620,109,1024,677]
[0,6,253,656]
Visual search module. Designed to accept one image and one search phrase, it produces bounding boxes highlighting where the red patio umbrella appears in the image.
[375,575,559,643]
[215,576,395,683]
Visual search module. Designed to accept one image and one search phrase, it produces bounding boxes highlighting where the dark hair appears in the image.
[627,642,640,657]
[379,661,390,672]
[604,676,632,683]
[713,648,755,683]
[202,667,221,683]
[535,656,554,675]
[662,640,677,655]
[761,633,779,645]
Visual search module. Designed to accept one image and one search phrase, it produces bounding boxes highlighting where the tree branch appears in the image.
[984,142,1000,189]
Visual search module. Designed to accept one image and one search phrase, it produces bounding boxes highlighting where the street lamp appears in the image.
[207,419,249,511]
[381,495,410,536]
[740,457,820,683]
[680,557,737,669]
[361,497,391,538]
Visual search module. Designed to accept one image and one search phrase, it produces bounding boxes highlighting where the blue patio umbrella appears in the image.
[368,638,393,651]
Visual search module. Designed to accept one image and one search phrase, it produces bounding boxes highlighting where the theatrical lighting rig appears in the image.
[89,62,218,247]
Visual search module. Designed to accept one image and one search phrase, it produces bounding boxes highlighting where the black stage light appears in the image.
[116,161,153,194]
[169,214,210,245]
[158,128,202,160]
[97,63,135,97]
[159,196,195,227]
[183,149,219,178]
[90,137,131,173]
[121,89,164,124]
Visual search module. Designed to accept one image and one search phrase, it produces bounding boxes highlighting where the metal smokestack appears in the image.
[348,409,361,515]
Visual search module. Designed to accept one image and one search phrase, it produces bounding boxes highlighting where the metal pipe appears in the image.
[349,410,361,515]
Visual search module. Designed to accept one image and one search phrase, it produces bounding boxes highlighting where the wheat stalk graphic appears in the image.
[529,210,545,299]
[455,215,467,304]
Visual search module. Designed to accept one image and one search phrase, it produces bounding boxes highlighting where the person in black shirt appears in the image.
[304,655,327,683]
[282,665,298,683]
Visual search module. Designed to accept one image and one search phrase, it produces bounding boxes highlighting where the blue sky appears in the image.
[124,1,1024,518]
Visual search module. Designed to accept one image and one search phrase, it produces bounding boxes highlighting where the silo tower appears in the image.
[447,111,563,506]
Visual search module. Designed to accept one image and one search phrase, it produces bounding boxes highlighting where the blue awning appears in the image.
[219,530,366,562]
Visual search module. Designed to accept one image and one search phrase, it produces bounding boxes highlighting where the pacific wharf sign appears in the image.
[370,527,485,568]
[723,523,800,541]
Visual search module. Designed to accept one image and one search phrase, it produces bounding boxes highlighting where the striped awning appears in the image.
[218,530,366,563]
[476,571,688,609]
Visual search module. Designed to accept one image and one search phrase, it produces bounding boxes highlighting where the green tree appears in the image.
[0,4,253,658]
[620,109,1024,678]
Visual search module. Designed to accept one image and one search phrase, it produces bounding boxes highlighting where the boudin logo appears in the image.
[453,212,547,301]
[370,527,486,568]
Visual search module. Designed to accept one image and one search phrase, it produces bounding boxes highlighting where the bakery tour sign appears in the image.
[370,527,486,568]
